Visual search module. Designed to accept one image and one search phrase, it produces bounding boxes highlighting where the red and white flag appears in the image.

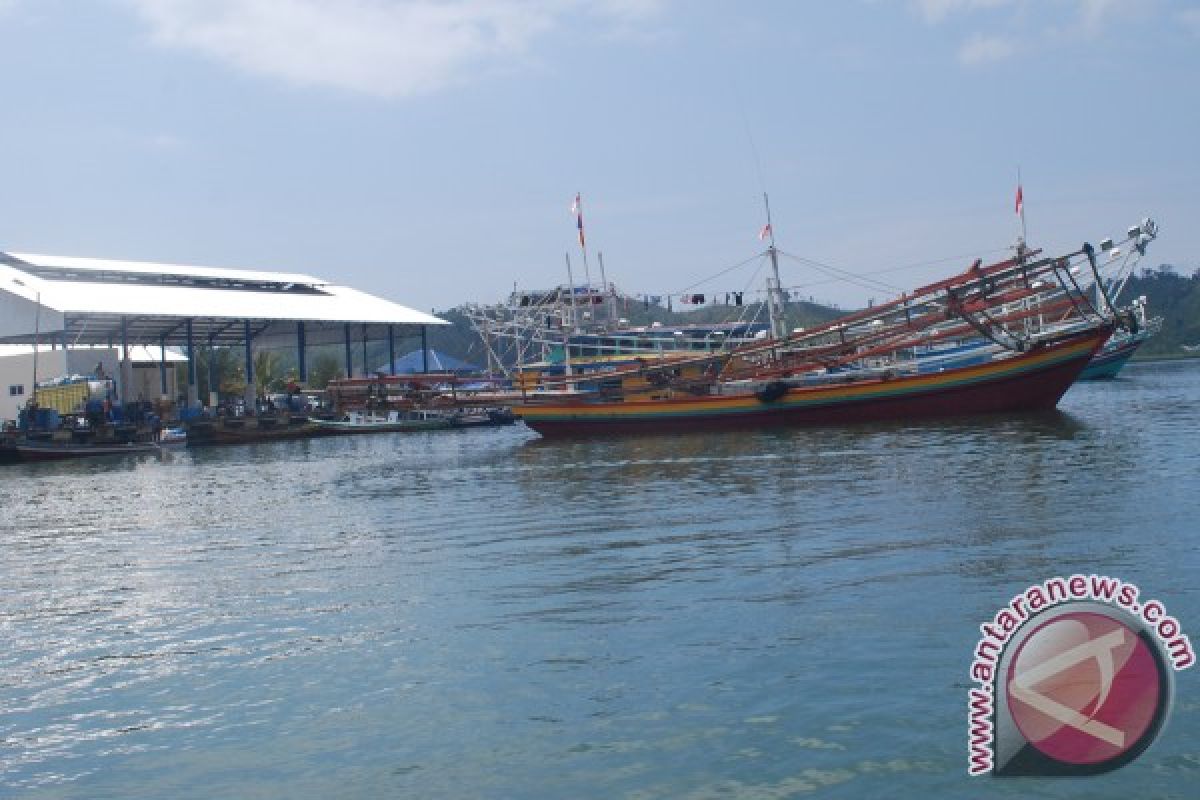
[1015,184,1024,216]
[758,223,772,241]
[572,193,585,248]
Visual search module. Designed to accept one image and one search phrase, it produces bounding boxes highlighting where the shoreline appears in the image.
[1131,353,1200,363]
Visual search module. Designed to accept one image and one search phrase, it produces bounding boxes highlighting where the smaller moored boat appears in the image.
[159,427,188,447]
[311,410,453,434]
[448,408,520,428]
[1078,296,1161,380]
[14,439,162,461]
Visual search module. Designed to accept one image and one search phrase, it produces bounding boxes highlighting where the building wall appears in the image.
[129,364,177,404]
[0,350,67,423]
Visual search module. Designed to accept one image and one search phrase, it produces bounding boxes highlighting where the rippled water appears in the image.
[2,360,1198,798]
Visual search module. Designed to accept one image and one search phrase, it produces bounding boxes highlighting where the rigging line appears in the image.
[782,275,887,294]
[673,252,767,295]
[859,247,1012,278]
[781,245,1013,290]
[776,248,903,292]
[776,250,901,294]
[721,259,770,337]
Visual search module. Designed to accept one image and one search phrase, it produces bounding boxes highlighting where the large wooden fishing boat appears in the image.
[513,325,1109,436]
[512,215,1159,437]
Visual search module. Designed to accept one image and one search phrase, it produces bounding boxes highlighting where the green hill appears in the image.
[1110,265,1200,358]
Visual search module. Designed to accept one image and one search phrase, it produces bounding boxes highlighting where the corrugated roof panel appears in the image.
[10,253,328,286]
[34,280,442,324]
[0,252,445,328]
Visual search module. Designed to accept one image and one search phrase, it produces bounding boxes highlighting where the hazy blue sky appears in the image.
[1,0,1196,312]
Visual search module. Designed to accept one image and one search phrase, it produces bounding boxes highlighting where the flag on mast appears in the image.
[758,223,772,241]
[1014,171,1029,246]
[572,193,585,248]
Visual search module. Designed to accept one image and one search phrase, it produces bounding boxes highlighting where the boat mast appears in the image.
[481,316,497,375]
[598,250,616,325]
[30,289,41,412]
[1016,166,1028,250]
[1014,168,1041,334]
[763,193,788,341]
[573,193,592,290]
[563,253,577,378]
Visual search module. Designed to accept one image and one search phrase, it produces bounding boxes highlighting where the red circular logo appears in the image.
[1006,611,1163,766]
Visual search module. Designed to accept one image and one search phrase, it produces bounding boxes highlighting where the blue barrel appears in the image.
[33,409,61,429]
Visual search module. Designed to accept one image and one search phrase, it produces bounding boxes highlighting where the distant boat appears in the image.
[2,408,164,463]
[184,414,329,446]
[13,439,161,462]
[1079,331,1149,380]
[159,426,188,447]
[448,408,519,428]
[1079,297,1161,380]
[311,409,453,433]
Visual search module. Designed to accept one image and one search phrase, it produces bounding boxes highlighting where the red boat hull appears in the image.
[515,327,1108,437]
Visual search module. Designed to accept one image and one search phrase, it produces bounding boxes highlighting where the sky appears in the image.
[0,0,1196,313]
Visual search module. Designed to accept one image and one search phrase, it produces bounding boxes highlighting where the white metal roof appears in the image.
[0,251,447,347]
[11,252,328,286]
[0,344,189,363]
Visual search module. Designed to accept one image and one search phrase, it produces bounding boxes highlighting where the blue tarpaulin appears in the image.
[377,349,480,374]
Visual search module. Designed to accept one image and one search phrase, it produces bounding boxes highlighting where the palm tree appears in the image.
[308,352,343,389]
[253,351,284,397]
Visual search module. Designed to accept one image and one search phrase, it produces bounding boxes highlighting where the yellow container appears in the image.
[34,382,90,414]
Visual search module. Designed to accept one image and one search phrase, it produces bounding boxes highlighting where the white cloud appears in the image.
[957,32,1017,63]
[905,0,1159,64]
[1075,0,1144,35]
[122,0,665,98]
[911,0,1151,32]
[144,132,190,152]
[1179,7,1200,35]
[912,0,1015,24]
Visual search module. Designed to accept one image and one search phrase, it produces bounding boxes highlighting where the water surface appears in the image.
[2,360,1198,798]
